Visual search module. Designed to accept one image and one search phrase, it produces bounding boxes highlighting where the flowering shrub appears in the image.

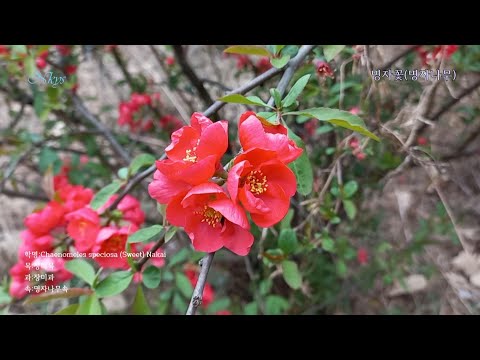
[1,44,472,315]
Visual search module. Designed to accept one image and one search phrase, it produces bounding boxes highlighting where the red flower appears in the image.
[65,207,101,252]
[357,248,368,265]
[92,226,136,269]
[304,119,318,137]
[57,184,94,213]
[417,136,428,146]
[0,45,9,55]
[236,55,251,70]
[166,56,175,66]
[167,183,254,255]
[256,57,272,74]
[24,202,65,236]
[18,230,55,261]
[64,64,77,75]
[185,269,214,308]
[216,310,232,315]
[315,60,334,78]
[35,57,47,69]
[130,93,152,110]
[238,111,302,164]
[99,194,145,227]
[55,45,71,57]
[165,112,228,166]
[354,150,366,161]
[348,137,360,149]
[228,148,297,228]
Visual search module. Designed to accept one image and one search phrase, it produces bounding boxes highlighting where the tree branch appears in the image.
[173,45,215,109]
[380,45,421,72]
[1,189,49,202]
[267,45,316,106]
[72,95,131,165]
[186,252,215,315]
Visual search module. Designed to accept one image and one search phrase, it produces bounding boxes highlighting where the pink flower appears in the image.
[65,207,101,252]
[24,202,65,236]
[357,248,368,265]
[99,194,145,227]
[315,60,334,78]
[349,107,360,115]
[167,183,254,256]
[238,111,302,164]
[92,226,137,269]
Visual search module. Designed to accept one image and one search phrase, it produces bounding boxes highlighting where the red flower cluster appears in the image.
[149,111,302,256]
[357,248,368,265]
[227,54,272,74]
[118,92,182,134]
[348,136,366,161]
[314,60,334,79]
[416,45,458,67]
[9,161,146,299]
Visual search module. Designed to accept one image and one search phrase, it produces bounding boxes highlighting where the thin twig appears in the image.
[72,95,131,165]
[0,189,49,202]
[173,45,215,108]
[380,45,421,72]
[186,252,215,315]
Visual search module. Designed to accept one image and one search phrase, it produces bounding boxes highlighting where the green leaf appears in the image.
[117,167,128,180]
[132,285,152,315]
[38,147,61,174]
[168,248,190,267]
[274,45,286,55]
[129,153,156,176]
[142,266,161,289]
[10,45,27,59]
[282,74,311,108]
[128,225,164,244]
[76,294,102,315]
[343,199,357,220]
[270,88,282,108]
[0,288,11,305]
[323,45,346,61]
[244,302,258,315]
[33,92,47,119]
[165,226,178,243]
[172,292,188,313]
[90,181,122,210]
[95,271,133,297]
[343,180,359,198]
[175,272,193,298]
[54,304,79,315]
[322,236,335,252]
[207,298,231,313]
[256,111,277,122]
[25,56,36,78]
[336,260,348,277]
[287,129,313,196]
[281,260,302,290]
[278,228,298,254]
[224,45,271,57]
[270,54,290,69]
[287,107,379,141]
[280,209,294,229]
[65,259,96,286]
[218,94,269,107]
[265,295,289,315]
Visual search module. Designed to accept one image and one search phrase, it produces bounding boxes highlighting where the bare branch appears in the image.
[72,95,131,165]
[173,45,215,108]
[186,252,215,315]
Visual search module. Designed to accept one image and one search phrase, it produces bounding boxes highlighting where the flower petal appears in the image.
[260,160,297,197]
[238,187,270,214]
[209,199,249,229]
[250,183,290,227]
[181,183,226,209]
[221,222,254,256]
[190,112,213,133]
[186,217,223,253]
[196,121,228,163]
[166,192,189,227]
[148,170,191,204]
[165,126,199,161]
[227,160,251,203]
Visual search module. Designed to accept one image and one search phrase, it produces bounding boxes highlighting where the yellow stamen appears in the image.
[246,170,268,195]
